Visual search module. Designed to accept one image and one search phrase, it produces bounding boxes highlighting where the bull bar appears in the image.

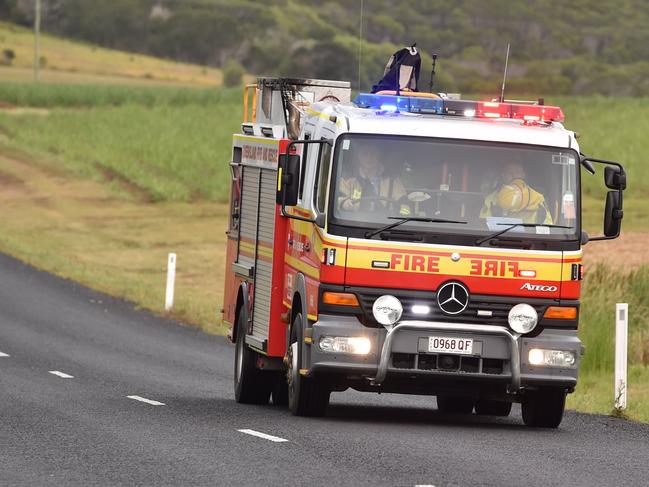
[370,321,522,390]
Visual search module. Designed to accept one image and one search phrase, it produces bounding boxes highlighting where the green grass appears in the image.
[551,97,649,198]
[0,85,241,201]
[579,265,649,373]
[0,82,231,108]
[565,265,649,421]
[568,365,649,423]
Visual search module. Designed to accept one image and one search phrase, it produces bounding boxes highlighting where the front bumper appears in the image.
[308,314,581,393]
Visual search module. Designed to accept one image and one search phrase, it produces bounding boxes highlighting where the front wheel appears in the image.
[233,307,272,405]
[521,388,566,428]
[287,313,330,416]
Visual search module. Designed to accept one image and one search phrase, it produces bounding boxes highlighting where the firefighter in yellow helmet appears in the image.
[480,162,552,224]
[337,148,411,216]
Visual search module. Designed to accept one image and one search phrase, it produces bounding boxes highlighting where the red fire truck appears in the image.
[223,78,625,428]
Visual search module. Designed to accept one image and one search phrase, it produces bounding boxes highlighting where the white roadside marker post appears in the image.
[614,303,628,411]
[165,253,176,312]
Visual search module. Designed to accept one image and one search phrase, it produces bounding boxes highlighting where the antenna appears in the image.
[429,53,437,93]
[500,43,510,102]
[357,0,364,93]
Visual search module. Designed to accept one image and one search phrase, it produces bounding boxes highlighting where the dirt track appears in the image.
[582,232,649,270]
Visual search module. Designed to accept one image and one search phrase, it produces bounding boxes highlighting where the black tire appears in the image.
[287,313,330,417]
[271,373,289,407]
[475,399,512,417]
[522,388,566,428]
[436,395,474,414]
[233,307,272,405]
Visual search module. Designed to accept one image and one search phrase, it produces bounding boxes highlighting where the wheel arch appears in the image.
[287,272,308,350]
[233,281,250,343]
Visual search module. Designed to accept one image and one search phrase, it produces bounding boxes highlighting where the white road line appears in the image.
[237,429,288,443]
[0,351,9,357]
[48,370,74,378]
[127,395,165,406]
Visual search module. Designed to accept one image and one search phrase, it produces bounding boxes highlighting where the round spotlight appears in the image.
[508,303,538,334]
[372,295,403,326]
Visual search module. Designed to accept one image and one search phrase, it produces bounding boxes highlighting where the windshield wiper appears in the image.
[475,223,573,246]
[365,216,467,239]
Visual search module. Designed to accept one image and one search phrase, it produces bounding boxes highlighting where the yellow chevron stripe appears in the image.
[285,255,319,279]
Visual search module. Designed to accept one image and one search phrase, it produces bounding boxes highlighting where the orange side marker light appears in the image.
[322,292,359,307]
[544,306,577,320]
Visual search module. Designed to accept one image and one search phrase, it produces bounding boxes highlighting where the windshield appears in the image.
[330,134,580,242]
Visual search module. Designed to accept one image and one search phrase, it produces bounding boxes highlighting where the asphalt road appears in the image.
[1,253,648,487]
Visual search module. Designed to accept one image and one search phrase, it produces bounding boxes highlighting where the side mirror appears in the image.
[582,157,626,242]
[277,154,300,207]
[604,165,626,190]
[603,190,623,237]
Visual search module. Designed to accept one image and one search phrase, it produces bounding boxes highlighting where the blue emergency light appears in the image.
[354,93,444,114]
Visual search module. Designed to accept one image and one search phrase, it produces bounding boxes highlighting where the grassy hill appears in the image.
[0,21,222,85]
[6,0,649,96]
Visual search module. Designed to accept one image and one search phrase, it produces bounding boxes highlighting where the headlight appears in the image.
[508,303,538,334]
[372,295,403,326]
[528,348,576,367]
[319,336,371,355]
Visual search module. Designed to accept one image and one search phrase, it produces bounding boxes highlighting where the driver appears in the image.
[337,148,411,216]
[480,162,552,224]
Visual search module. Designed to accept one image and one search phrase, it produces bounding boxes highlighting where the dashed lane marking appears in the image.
[237,429,289,443]
[127,395,165,406]
[49,370,74,378]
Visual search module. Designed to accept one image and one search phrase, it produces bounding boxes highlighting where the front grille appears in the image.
[391,353,505,375]
[357,289,547,327]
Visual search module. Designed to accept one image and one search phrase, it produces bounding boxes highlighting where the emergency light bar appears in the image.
[353,93,564,123]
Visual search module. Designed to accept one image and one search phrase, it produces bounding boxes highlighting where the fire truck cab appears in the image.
[223,78,626,428]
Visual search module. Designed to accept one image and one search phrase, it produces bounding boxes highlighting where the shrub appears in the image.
[1,48,15,66]
[223,59,245,87]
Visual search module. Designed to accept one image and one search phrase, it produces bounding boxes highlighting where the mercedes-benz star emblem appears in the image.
[436,281,469,315]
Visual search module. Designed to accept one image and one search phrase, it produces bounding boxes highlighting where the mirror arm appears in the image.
[589,234,617,242]
[580,157,596,175]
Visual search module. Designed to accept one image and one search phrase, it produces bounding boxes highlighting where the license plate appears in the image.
[428,336,473,355]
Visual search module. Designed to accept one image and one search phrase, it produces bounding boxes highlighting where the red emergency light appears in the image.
[476,101,564,123]
[477,101,512,119]
[511,104,564,122]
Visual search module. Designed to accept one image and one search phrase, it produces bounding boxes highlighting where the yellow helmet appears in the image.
[496,179,531,212]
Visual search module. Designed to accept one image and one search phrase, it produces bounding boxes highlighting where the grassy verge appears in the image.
[567,265,649,422]
[0,146,229,334]
[567,366,649,423]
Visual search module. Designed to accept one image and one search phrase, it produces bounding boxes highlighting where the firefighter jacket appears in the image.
[338,173,411,216]
[480,178,552,224]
